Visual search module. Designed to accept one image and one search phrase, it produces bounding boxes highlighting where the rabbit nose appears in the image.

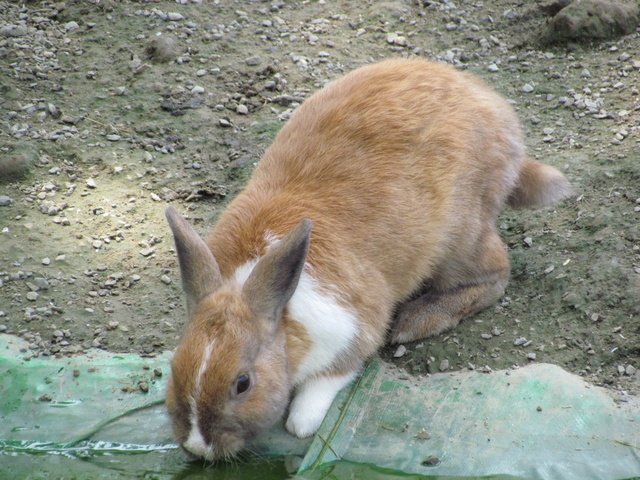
[183,424,212,460]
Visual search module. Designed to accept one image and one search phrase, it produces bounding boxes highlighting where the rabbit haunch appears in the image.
[165,58,570,461]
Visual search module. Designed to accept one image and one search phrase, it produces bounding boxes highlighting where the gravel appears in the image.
[0,0,637,396]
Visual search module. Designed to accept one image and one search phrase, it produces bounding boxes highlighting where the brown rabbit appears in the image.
[164,58,570,461]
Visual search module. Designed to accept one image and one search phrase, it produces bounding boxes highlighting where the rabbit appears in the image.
[164,58,570,462]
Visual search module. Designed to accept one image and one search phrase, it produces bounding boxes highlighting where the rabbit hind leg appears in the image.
[391,230,509,344]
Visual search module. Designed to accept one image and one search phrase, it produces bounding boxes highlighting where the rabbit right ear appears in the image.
[165,206,222,316]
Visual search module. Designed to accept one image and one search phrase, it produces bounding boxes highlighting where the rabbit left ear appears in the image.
[243,219,312,324]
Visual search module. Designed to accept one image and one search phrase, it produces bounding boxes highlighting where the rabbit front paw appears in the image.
[285,372,357,438]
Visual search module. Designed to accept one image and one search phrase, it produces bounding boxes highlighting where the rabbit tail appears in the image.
[507,157,571,209]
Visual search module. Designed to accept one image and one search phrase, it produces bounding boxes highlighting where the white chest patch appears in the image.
[232,238,358,385]
[287,270,358,384]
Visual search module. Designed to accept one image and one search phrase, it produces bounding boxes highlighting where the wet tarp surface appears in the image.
[1,334,638,479]
[302,360,640,479]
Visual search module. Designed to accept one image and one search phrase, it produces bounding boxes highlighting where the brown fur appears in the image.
[165,58,570,460]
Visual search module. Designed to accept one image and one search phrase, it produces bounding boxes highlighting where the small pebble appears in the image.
[521,84,534,93]
[86,178,97,189]
[0,196,13,206]
[140,247,155,257]
[26,292,38,301]
[421,455,440,466]
[41,258,51,265]
[167,12,184,21]
[393,345,407,358]
[160,274,171,285]
[245,56,261,66]
[439,359,449,371]
[64,21,79,32]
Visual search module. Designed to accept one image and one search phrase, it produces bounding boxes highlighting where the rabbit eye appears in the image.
[236,373,251,395]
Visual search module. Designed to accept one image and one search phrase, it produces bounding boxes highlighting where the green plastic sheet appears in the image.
[303,360,640,479]
[1,333,638,479]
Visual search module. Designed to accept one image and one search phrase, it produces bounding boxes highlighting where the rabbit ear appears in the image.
[243,219,312,325]
[165,206,222,316]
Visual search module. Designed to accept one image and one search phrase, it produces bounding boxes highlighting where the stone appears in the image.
[0,24,29,37]
[0,196,13,206]
[246,56,261,66]
[540,0,573,17]
[64,21,80,32]
[545,1,639,42]
[0,144,38,182]
[393,345,407,358]
[146,35,180,63]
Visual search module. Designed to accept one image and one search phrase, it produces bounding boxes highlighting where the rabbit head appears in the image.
[164,206,312,461]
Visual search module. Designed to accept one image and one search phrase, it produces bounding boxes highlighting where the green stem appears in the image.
[67,398,166,447]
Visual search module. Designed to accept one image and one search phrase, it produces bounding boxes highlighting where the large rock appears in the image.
[145,35,180,63]
[545,0,639,42]
[0,143,38,183]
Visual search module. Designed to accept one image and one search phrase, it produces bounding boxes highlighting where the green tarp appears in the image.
[1,334,638,479]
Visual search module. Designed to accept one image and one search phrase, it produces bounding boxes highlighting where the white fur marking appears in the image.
[195,340,215,393]
[285,372,357,438]
[184,341,215,458]
[232,258,259,286]
[231,233,358,383]
[184,398,210,458]
[288,271,358,383]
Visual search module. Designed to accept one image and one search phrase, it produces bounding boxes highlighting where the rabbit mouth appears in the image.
[181,426,247,463]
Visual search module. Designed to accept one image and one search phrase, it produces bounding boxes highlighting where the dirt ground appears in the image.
[0,0,638,402]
